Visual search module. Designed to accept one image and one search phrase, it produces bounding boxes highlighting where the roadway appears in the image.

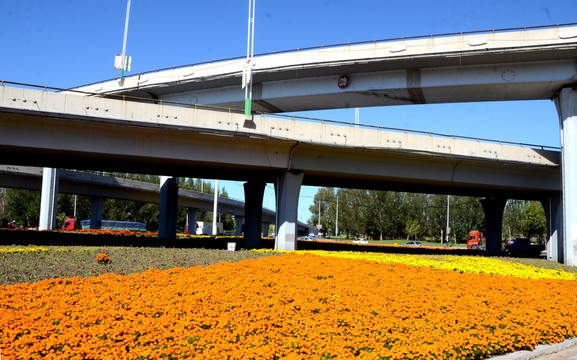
[76,24,577,113]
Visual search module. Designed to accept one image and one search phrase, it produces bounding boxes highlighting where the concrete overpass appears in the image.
[77,24,577,112]
[0,84,561,255]
[0,165,313,236]
[69,23,577,264]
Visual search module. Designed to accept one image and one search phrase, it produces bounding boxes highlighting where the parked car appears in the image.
[353,238,368,244]
[404,241,424,247]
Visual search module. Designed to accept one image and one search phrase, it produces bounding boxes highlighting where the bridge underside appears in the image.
[0,109,559,200]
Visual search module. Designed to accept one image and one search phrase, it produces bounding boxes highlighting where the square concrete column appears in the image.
[262,222,271,237]
[89,196,105,229]
[186,208,198,234]
[275,172,304,251]
[480,197,507,256]
[243,181,265,248]
[39,168,59,230]
[555,87,577,265]
[541,193,563,263]
[159,176,178,239]
[234,216,244,236]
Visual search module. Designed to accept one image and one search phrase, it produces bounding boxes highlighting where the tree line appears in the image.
[308,187,547,243]
[0,173,235,232]
[0,174,548,241]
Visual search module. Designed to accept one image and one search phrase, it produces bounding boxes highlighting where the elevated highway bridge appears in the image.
[1,24,576,263]
[0,165,313,236]
[0,84,561,254]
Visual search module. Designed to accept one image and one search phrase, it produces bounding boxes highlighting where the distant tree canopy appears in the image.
[0,172,548,241]
[308,188,545,242]
[0,173,234,232]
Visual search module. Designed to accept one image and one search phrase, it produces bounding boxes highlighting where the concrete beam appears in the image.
[0,87,560,199]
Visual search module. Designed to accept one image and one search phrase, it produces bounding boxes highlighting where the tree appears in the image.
[502,200,525,239]
[404,218,421,240]
[4,189,41,228]
[450,196,484,243]
[309,188,336,236]
[0,188,7,226]
[522,201,546,241]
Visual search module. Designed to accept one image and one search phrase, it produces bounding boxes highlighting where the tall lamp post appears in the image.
[335,194,339,241]
[119,0,131,80]
[446,195,450,247]
[244,0,256,118]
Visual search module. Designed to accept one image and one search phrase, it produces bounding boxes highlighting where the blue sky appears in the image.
[2,1,576,223]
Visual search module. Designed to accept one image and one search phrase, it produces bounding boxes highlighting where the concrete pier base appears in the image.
[275,172,304,251]
[39,168,59,230]
[186,208,198,234]
[243,181,265,247]
[89,196,105,229]
[481,197,507,256]
[158,176,178,239]
[541,193,563,263]
[555,87,577,266]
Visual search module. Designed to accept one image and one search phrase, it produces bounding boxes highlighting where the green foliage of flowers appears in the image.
[298,250,577,280]
[0,245,281,285]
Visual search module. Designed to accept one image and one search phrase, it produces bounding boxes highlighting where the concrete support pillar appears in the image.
[234,216,244,236]
[541,193,563,263]
[39,167,59,230]
[480,197,507,256]
[262,222,271,237]
[275,172,304,251]
[243,181,265,248]
[89,196,105,229]
[159,176,178,239]
[555,87,577,266]
[186,208,198,234]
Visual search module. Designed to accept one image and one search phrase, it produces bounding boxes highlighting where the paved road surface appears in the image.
[491,339,577,359]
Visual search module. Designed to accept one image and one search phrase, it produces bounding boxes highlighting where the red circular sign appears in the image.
[337,75,349,89]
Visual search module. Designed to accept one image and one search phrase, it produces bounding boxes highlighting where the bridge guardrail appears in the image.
[69,22,577,91]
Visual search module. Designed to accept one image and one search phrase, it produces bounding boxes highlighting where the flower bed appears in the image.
[290,250,577,280]
[2,252,577,359]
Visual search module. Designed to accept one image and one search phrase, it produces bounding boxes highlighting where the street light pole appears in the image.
[335,194,339,241]
[119,0,131,80]
[446,195,450,247]
[212,180,219,235]
[244,0,256,117]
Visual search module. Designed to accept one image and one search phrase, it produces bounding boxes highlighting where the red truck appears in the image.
[467,230,484,250]
[62,218,77,231]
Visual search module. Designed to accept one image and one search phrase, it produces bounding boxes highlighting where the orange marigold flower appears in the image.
[95,253,111,264]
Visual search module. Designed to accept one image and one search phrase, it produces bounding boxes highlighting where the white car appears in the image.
[404,241,424,247]
[353,238,369,244]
